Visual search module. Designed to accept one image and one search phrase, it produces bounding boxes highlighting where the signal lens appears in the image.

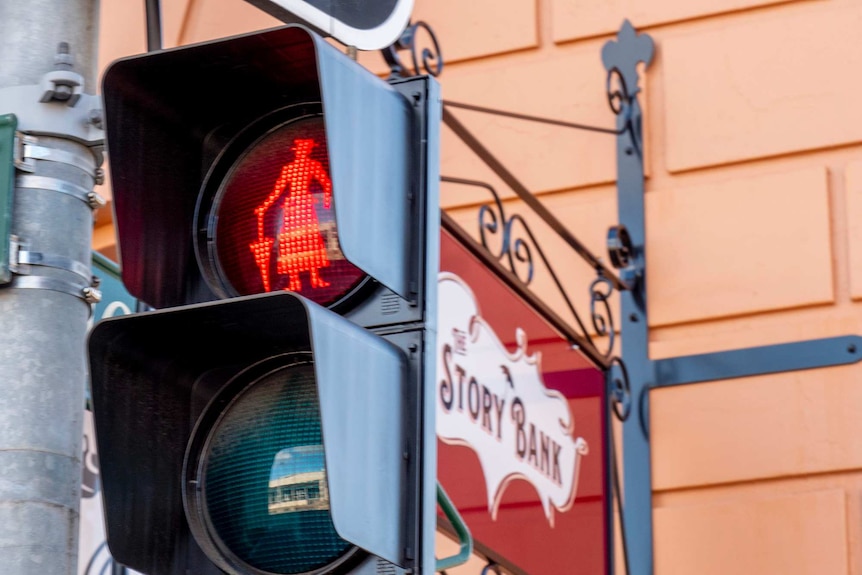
[212,116,366,307]
[201,362,353,574]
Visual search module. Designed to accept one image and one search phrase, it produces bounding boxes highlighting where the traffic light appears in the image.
[88,25,439,575]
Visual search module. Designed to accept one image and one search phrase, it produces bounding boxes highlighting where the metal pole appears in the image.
[0,2,103,574]
[144,0,163,52]
[601,21,655,575]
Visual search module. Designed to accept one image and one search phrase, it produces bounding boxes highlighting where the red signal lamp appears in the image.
[195,111,368,309]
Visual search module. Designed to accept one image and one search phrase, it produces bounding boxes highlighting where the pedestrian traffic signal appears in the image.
[198,111,367,307]
[89,24,439,575]
[101,24,424,321]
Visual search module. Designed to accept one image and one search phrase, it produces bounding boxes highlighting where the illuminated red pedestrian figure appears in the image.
[250,138,332,292]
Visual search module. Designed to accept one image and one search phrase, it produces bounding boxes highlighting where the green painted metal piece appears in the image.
[91,252,139,322]
[435,482,473,572]
[0,114,16,284]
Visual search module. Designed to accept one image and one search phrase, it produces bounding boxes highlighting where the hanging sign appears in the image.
[244,0,414,50]
[437,272,590,526]
[437,226,608,575]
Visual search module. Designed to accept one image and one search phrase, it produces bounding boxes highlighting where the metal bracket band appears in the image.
[16,174,105,209]
[17,136,99,179]
[16,250,92,282]
[7,275,101,304]
[0,84,104,145]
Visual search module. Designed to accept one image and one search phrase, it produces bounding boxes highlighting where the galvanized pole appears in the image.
[0,2,104,574]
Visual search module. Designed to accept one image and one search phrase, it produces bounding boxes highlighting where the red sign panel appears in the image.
[437,226,608,575]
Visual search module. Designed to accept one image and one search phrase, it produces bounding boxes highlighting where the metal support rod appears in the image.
[0,2,102,574]
[441,106,628,291]
[444,100,623,135]
[145,0,163,52]
[440,211,612,369]
[614,107,655,575]
[654,335,862,387]
[435,482,473,572]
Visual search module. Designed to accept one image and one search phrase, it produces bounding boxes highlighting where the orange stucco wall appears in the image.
[95,1,862,573]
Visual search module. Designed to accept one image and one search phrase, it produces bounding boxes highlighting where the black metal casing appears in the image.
[92,24,440,575]
[102,24,432,330]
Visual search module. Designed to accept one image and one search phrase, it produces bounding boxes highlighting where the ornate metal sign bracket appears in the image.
[385,17,862,575]
[383,18,652,574]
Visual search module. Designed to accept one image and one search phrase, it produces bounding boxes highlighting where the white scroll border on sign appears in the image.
[436,272,589,527]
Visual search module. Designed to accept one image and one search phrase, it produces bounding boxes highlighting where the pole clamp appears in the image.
[16,174,106,209]
[13,249,92,283]
[14,134,100,180]
[7,275,102,304]
[7,236,102,305]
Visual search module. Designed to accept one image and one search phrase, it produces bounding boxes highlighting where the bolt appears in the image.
[408,343,418,353]
[82,286,102,304]
[52,85,72,101]
[54,42,73,70]
[87,191,107,209]
[88,109,103,130]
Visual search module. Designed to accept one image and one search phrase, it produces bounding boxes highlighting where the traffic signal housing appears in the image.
[103,25,422,319]
[89,25,439,575]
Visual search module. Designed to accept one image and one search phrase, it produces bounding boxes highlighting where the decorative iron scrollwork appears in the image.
[601,20,654,98]
[590,276,616,357]
[607,365,633,575]
[605,67,633,118]
[437,20,656,370]
[466,178,534,286]
[382,21,443,79]
[473,182,535,286]
[606,66,646,158]
[443,176,620,362]
[608,356,632,421]
[505,215,535,286]
[601,20,654,159]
